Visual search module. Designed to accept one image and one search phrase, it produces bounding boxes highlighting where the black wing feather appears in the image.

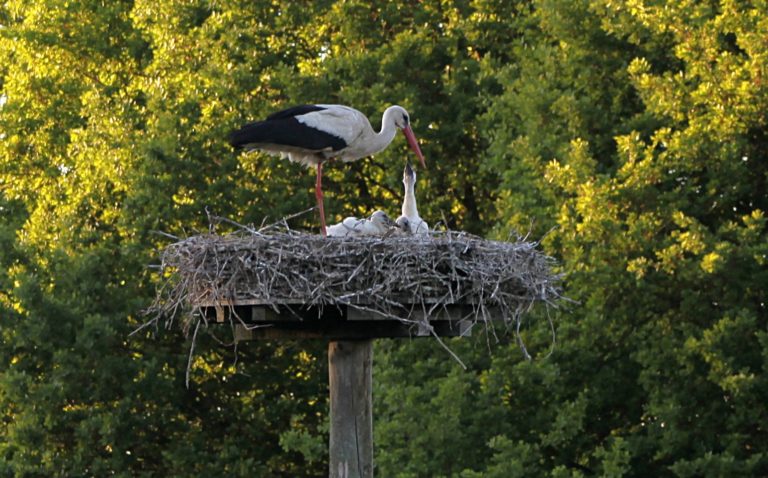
[265,104,327,121]
[229,116,347,151]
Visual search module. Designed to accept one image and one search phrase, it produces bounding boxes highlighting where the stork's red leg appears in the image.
[316,162,327,237]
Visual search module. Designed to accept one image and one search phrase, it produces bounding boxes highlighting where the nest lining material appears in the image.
[149,222,563,349]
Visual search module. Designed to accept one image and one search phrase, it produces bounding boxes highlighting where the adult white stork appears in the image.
[327,210,396,237]
[229,104,426,236]
[396,161,429,235]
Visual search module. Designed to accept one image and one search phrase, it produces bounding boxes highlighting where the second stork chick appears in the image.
[396,161,429,235]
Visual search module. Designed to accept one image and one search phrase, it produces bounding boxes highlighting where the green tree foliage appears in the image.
[1,0,766,476]
[463,0,768,476]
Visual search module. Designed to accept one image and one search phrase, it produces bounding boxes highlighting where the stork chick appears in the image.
[327,210,396,237]
[396,161,429,235]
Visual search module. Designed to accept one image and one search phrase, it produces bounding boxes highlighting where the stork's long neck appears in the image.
[402,177,418,218]
[370,106,400,155]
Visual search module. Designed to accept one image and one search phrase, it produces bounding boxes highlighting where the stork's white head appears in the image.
[384,105,426,169]
[386,105,411,130]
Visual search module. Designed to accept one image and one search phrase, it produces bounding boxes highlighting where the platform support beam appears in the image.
[328,340,373,478]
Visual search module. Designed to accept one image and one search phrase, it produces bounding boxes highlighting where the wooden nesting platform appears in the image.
[153,228,562,342]
[201,301,482,341]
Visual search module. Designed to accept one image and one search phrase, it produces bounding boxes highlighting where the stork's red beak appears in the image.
[402,125,426,169]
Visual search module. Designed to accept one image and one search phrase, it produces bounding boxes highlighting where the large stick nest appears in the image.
[148,220,564,351]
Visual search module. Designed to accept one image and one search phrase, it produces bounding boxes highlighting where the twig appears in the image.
[186,319,201,389]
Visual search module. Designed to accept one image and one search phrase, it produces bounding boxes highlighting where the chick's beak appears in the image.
[404,160,415,179]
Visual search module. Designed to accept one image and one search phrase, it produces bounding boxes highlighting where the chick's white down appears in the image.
[327,210,396,237]
[396,162,429,235]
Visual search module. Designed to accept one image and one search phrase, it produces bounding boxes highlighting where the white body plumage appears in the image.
[327,210,396,237]
[396,162,429,235]
[231,104,425,169]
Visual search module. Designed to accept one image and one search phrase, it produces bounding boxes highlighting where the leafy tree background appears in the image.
[1,0,766,476]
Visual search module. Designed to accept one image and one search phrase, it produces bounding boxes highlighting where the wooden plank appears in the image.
[202,304,345,323]
[197,298,308,307]
[328,340,373,478]
[203,304,497,323]
[233,320,473,341]
[346,304,479,322]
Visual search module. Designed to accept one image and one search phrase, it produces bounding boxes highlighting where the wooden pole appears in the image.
[328,340,373,478]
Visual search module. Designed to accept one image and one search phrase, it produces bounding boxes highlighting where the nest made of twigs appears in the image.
[147,220,563,347]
